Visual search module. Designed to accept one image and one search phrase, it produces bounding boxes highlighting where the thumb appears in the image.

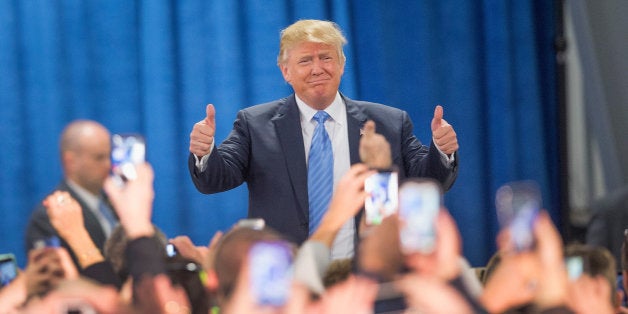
[362,120,376,136]
[431,105,443,131]
[205,104,215,125]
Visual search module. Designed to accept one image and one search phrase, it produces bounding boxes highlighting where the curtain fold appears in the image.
[0,0,557,267]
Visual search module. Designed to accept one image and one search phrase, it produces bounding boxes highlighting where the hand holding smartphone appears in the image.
[398,179,443,254]
[249,241,293,306]
[111,133,146,186]
[364,169,399,225]
[495,180,542,252]
[0,253,18,287]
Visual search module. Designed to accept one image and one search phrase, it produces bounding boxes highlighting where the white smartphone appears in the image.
[398,179,443,254]
[237,218,265,230]
[249,241,293,306]
[495,180,542,252]
[111,133,145,185]
[364,169,399,225]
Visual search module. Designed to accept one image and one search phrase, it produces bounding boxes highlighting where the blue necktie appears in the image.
[308,111,333,235]
[98,199,118,235]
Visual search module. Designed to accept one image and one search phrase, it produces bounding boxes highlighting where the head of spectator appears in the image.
[211,225,294,306]
[322,258,353,289]
[564,243,619,311]
[60,120,111,195]
[104,224,168,296]
[166,254,210,314]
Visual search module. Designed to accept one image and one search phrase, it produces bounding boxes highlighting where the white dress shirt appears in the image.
[66,180,114,237]
[295,92,354,260]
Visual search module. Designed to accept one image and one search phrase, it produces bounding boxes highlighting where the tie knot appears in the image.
[313,111,330,124]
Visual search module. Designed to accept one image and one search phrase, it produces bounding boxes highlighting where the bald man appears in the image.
[25,120,118,269]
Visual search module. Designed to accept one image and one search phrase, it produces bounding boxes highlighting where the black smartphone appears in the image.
[364,169,399,225]
[495,180,542,251]
[0,253,19,287]
[249,241,293,306]
[398,179,443,254]
[111,133,146,185]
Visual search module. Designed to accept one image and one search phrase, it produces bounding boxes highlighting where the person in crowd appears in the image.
[586,185,628,269]
[42,190,121,288]
[25,120,118,269]
[188,19,460,260]
[564,243,623,314]
[210,224,295,310]
[103,162,192,313]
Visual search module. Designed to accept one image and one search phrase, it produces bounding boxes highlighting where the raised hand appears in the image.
[359,120,392,169]
[189,104,217,157]
[431,105,458,155]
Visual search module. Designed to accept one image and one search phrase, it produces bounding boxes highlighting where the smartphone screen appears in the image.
[33,235,61,250]
[111,133,146,185]
[166,243,178,258]
[0,253,18,287]
[237,218,265,230]
[565,256,584,280]
[364,170,399,225]
[249,241,293,306]
[495,181,542,251]
[398,179,442,254]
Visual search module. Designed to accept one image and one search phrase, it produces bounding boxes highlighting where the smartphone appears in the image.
[166,243,178,258]
[237,218,265,230]
[495,180,542,251]
[0,253,18,287]
[111,133,146,185]
[398,179,443,254]
[249,241,293,306]
[364,169,399,225]
[33,235,61,249]
[565,256,587,281]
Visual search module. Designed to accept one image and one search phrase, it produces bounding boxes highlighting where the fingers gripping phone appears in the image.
[249,241,293,306]
[111,133,145,185]
[0,253,19,287]
[364,169,399,225]
[398,179,443,254]
[495,181,542,252]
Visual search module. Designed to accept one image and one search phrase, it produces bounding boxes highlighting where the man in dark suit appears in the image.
[25,120,118,269]
[188,20,459,259]
[586,185,628,269]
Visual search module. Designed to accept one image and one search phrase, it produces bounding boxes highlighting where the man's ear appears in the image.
[62,151,76,173]
[279,63,291,84]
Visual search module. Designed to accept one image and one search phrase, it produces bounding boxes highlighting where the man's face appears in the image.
[67,131,111,194]
[280,41,345,110]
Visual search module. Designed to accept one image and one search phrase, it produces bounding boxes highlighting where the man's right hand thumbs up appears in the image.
[189,104,216,158]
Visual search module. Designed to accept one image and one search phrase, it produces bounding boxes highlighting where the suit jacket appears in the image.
[188,94,458,244]
[586,185,628,270]
[24,180,113,269]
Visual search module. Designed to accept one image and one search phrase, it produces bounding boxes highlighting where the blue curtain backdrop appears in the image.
[0,1,558,268]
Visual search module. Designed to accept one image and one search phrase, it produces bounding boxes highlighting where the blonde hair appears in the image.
[277,19,347,65]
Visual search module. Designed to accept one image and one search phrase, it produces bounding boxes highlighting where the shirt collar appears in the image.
[66,179,100,210]
[295,92,344,124]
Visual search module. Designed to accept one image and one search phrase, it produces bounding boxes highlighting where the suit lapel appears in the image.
[343,95,368,165]
[59,181,108,249]
[272,95,309,220]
